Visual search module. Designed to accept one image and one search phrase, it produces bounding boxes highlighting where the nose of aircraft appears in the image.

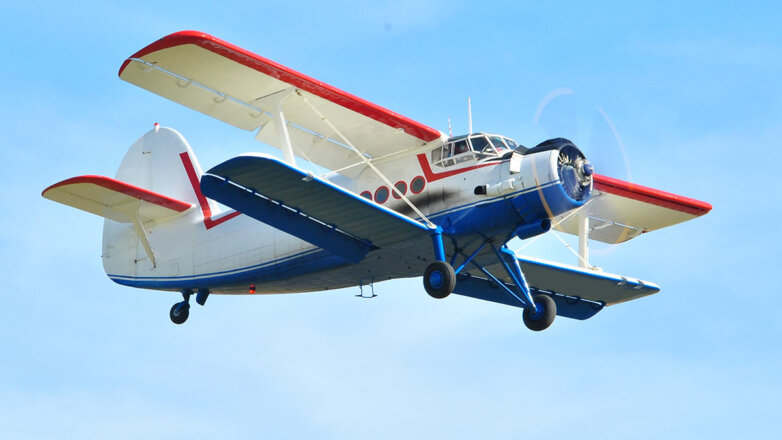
[554,142,593,203]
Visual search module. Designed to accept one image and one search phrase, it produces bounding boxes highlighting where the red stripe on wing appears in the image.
[120,30,442,143]
[593,174,712,216]
[42,176,192,212]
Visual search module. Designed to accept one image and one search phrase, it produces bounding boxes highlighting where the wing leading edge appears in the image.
[119,31,443,172]
[554,173,713,243]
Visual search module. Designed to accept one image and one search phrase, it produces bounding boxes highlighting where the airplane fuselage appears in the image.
[104,131,587,295]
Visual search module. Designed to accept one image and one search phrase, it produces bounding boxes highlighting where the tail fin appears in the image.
[102,125,212,274]
[115,124,212,211]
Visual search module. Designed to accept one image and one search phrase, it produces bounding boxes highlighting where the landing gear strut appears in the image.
[437,234,560,331]
[423,227,456,299]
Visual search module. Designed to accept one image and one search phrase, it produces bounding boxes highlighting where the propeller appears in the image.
[528,88,636,259]
[532,89,632,183]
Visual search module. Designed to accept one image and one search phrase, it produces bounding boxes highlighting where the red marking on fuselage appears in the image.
[416,154,501,182]
[179,152,241,229]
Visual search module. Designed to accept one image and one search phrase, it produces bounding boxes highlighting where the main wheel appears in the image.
[169,302,190,325]
[523,294,556,331]
[423,261,456,299]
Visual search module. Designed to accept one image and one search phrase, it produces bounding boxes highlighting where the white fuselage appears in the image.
[103,130,573,295]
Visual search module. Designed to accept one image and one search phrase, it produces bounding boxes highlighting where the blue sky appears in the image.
[2,1,780,438]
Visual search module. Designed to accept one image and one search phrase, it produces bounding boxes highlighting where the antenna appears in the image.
[448,117,453,137]
[467,97,473,134]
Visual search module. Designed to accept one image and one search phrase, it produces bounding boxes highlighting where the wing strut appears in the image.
[296,90,436,228]
[255,88,297,165]
[578,214,589,268]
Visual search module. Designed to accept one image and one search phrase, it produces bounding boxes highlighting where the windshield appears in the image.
[489,136,508,152]
[435,133,524,165]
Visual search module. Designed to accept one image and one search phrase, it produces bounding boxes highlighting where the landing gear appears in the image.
[169,289,196,325]
[423,261,456,299]
[522,294,556,331]
[169,302,190,325]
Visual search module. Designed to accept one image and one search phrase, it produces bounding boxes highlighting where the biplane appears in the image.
[42,31,712,330]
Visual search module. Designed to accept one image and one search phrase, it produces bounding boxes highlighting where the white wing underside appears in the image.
[119,32,444,174]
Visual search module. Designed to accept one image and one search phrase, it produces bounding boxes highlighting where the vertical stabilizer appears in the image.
[102,126,208,280]
[114,125,210,210]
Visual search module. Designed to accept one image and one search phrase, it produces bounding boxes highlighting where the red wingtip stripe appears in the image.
[593,174,712,216]
[120,30,442,143]
[43,175,192,212]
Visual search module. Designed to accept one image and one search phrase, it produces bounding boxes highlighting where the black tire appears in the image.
[423,261,456,299]
[522,294,556,331]
[169,302,190,325]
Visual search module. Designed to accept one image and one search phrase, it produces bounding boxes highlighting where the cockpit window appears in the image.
[489,136,508,152]
[434,133,524,167]
[431,139,475,168]
[469,136,489,152]
[470,136,498,158]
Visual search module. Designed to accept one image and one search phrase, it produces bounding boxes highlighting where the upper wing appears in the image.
[554,174,713,243]
[200,154,431,263]
[119,31,443,171]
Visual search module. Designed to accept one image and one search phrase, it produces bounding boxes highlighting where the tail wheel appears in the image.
[523,294,556,331]
[423,261,456,299]
[169,302,190,325]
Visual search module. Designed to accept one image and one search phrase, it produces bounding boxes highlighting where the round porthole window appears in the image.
[410,176,426,194]
[393,181,407,199]
[374,186,389,203]
[360,191,372,200]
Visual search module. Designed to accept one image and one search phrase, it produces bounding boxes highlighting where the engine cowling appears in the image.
[480,138,592,229]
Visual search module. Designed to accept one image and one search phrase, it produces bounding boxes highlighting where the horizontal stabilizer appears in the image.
[42,175,192,223]
[43,175,193,267]
[555,174,713,243]
[201,154,430,262]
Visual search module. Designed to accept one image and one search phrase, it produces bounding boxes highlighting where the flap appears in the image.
[119,31,444,171]
[42,175,192,223]
[200,154,431,260]
[554,174,713,243]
